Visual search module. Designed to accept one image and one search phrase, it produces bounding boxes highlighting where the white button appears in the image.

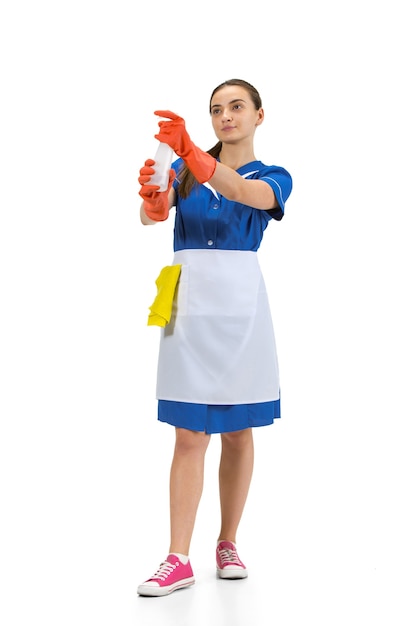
[213,204,219,209]
[207,240,213,246]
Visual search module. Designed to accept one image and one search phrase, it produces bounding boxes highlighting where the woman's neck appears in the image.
[218,143,256,171]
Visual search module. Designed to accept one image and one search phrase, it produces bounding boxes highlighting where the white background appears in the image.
[1,1,416,624]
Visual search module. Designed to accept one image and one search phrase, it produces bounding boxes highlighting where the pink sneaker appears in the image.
[216,540,248,579]
[137,554,195,597]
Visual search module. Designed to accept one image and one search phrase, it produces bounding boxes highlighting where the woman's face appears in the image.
[210,85,264,144]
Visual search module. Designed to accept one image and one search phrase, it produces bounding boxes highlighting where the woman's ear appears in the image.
[255,107,265,127]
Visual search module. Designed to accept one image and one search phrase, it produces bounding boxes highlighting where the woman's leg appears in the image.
[169,427,211,555]
[217,428,254,542]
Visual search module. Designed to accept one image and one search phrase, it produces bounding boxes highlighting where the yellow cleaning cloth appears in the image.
[147,264,182,327]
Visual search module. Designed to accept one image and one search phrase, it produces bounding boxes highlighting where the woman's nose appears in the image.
[222,108,232,120]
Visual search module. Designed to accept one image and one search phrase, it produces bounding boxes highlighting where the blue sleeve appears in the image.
[260,166,293,221]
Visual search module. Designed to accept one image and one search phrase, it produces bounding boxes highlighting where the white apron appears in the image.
[156,249,279,405]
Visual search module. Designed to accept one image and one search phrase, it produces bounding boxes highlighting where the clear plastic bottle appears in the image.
[149,141,174,192]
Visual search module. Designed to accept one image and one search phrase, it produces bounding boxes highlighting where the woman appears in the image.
[137,79,292,597]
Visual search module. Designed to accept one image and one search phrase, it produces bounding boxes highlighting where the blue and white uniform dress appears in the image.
[157,159,292,434]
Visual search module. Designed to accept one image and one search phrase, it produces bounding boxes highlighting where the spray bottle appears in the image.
[148,117,174,192]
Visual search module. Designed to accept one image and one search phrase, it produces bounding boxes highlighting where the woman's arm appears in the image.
[140,187,176,225]
[154,111,284,212]
[208,163,278,211]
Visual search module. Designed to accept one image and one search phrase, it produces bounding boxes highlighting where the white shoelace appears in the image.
[151,560,178,581]
[218,548,241,565]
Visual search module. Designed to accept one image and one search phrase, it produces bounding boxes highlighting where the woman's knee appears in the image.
[221,428,253,452]
[174,427,211,455]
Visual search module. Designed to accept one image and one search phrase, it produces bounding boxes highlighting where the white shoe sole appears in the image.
[217,568,248,579]
[137,576,195,597]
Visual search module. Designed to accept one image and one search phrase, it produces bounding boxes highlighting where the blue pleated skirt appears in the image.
[158,399,280,434]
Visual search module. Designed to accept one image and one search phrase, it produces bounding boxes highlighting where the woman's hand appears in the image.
[154,111,190,156]
[154,110,216,183]
[138,159,175,222]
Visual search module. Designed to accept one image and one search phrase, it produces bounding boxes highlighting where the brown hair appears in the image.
[177,79,263,198]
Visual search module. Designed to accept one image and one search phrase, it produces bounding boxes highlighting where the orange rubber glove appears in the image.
[154,110,216,184]
[138,159,176,222]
